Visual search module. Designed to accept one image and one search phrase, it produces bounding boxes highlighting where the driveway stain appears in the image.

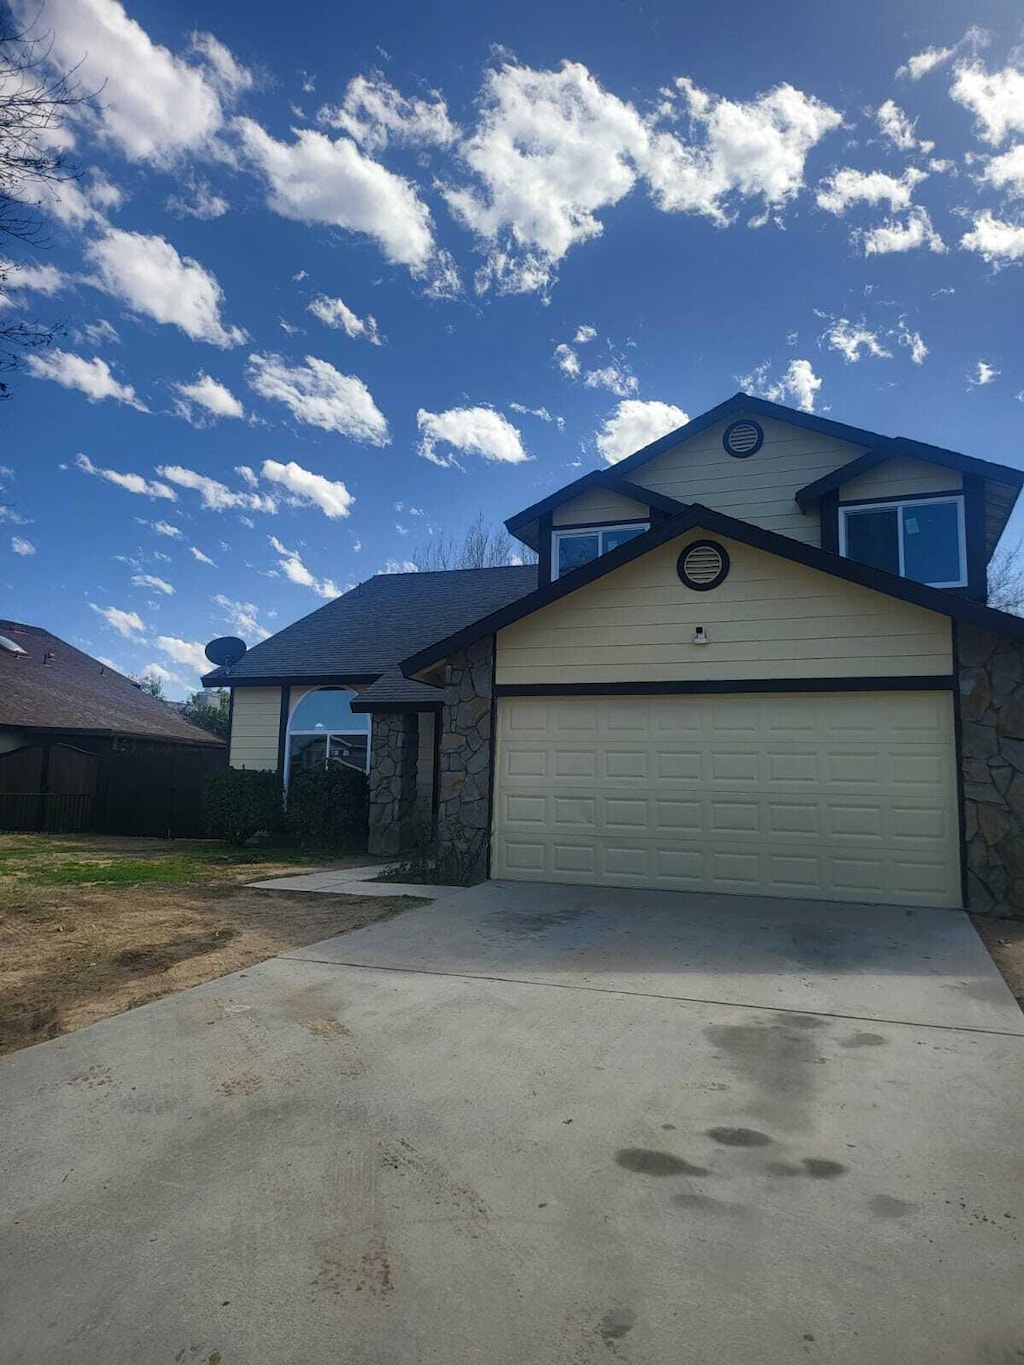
[217,1072,263,1096]
[869,1195,916,1218]
[615,1148,710,1176]
[764,1158,848,1180]
[599,1309,636,1343]
[673,1192,748,1216]
[705,1015,823,1131]
[841,1032,888,1048]
[705,1126,773,1148]
[67,1065,112,1090]
[299,1018,351,1040]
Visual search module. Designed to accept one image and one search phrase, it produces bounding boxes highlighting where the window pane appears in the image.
[557,533,600,575]
[289,688,368,733]
[901,501,962,585]
[328,734,369,772]
[844,507,899,574]
[602,525,647,553]
[289,732,327,782]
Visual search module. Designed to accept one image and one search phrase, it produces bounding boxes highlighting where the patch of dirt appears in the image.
[0,835,424,1055]
[971,915,1024,1012]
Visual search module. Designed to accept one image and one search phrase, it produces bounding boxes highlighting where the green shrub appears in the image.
[285,765,369,851]
[203,768,283,845]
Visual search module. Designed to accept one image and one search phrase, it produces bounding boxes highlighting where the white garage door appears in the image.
[492,692,961,907]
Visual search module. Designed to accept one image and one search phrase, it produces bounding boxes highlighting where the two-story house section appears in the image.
[206,392,1024,913]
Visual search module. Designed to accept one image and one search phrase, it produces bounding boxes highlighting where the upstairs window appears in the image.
[839,496,966,589]
[553,523,648,579]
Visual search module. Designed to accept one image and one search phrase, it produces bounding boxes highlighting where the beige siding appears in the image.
[633,415,868,545]
[841,457,962,503]
[229,687,281,769]
[552,486,649,526]
[496,530,953,685]
[416,712,435,820]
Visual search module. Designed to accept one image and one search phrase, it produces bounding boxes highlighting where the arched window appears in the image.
[286,688,369,788]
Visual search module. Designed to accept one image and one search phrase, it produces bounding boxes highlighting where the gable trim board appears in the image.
[795,439,1024,512]
[403,502,1024,678]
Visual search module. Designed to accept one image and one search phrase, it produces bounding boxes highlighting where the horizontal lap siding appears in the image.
[634,416,868,545]
[229,687,281,770]
[496,531,953,685]
[840,457,962,503]
[552,487,649,525]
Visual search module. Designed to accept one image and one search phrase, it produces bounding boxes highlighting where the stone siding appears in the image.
[436,637,493,881]
[957,624,1024,915]
[368,712,419,856]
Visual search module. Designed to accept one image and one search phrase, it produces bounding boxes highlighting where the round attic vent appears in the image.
[677,540,730,592]
[722,419,763,458]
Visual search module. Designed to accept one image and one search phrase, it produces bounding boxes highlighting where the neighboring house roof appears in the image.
[0,620,223,745]
[402,502,1024,675]
[201,565,539,702]
[505,392,1024,550]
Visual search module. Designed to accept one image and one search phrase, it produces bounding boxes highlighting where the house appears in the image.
[0,620,225,836]
[203,392,1024,914]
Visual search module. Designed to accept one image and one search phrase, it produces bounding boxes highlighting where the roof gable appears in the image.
[403,503,1024,674]
[796,439,1024,512]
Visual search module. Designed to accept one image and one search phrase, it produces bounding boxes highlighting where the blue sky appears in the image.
[3,0,1024,696]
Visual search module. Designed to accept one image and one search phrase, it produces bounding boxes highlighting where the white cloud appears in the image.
[574,324,597,344]
[875,100,933,153]
[896,319,929,364]
[131,573,174,595]
[212,594,272,641]
[85,230,245,347]
[959,211,1024,264]
[156,464,277,513]
[73,319,121,347]
[11,535,35,556]
[509,402,565,431]
[90,603,145,637]
[820,317,891,363]
[2,261,66,298]
[382,559,418,574]
[645,77,843,226]
[554,343,580,378]
[897,44,955,80]
[190,546,217,566]
[306,295,382,344]
[173,372,245,423]
[741,358,822,412]
[969,360,999,387]
[595,398,689,465]
[583,364,638,397]
[235,117,453,290]
[138,660,191,695]
[860,206,946,255]
[154,636,210,674]
[317,75,457,152]
[260,459,354,518]
[982,145,1024,197]
[816,167,927,215]
[246,353,389,443]
[190,31,254,99]
[951,62,1024,145]
[151,520,182,538]
[75,452,176,500]
[9,0,246,164]
[166,178,230,220]
[416,406,529,467]
[268,536,340,599]
[27,350,146,409]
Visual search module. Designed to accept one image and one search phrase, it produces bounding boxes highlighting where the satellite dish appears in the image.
[205,636,247,668]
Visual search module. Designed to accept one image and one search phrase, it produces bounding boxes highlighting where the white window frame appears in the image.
[838,494,967,589]
[285,687,370,796]
[552,522,650,580]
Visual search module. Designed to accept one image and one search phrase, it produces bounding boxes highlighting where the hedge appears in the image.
[285,765,369,850]
[202,768,284,846]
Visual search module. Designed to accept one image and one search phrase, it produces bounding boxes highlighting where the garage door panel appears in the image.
[494,692,960,907]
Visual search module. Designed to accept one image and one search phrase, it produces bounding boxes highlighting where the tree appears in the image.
[181,690,230,741]
[413,511,537,571]
[0,20,86,398]
[988,541,1024,617]
[138,673,164,698]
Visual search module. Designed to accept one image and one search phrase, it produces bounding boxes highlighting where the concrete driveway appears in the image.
[2,883,1023,1365]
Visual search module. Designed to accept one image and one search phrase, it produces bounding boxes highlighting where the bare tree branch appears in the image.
[988,541,1024,617]
[413,511,537,571]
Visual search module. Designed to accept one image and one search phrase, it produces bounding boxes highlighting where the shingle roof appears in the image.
[0,621,224,745]
[202,565,539,702]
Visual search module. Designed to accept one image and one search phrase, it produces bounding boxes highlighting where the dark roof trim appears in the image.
[494,676,955,698]
[796,439,1024,512]
[505,469,612,535]
[607,477,686,516]
[0,722,223,746]
[200,671,380,689]
[403,502,1024,674]
[349,698,443,714]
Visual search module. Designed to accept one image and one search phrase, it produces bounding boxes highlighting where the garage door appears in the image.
[492,692,960,907]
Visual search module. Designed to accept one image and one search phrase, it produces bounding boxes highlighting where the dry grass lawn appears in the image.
[0,834,424,1056]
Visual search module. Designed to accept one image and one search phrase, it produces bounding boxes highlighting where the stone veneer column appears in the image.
[957,624,1024,914]
[436,636,494,881]
[367,711,419,856]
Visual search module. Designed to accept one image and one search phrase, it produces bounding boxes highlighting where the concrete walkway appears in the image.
[246,863,463,898]
[2,883,1023,1365]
